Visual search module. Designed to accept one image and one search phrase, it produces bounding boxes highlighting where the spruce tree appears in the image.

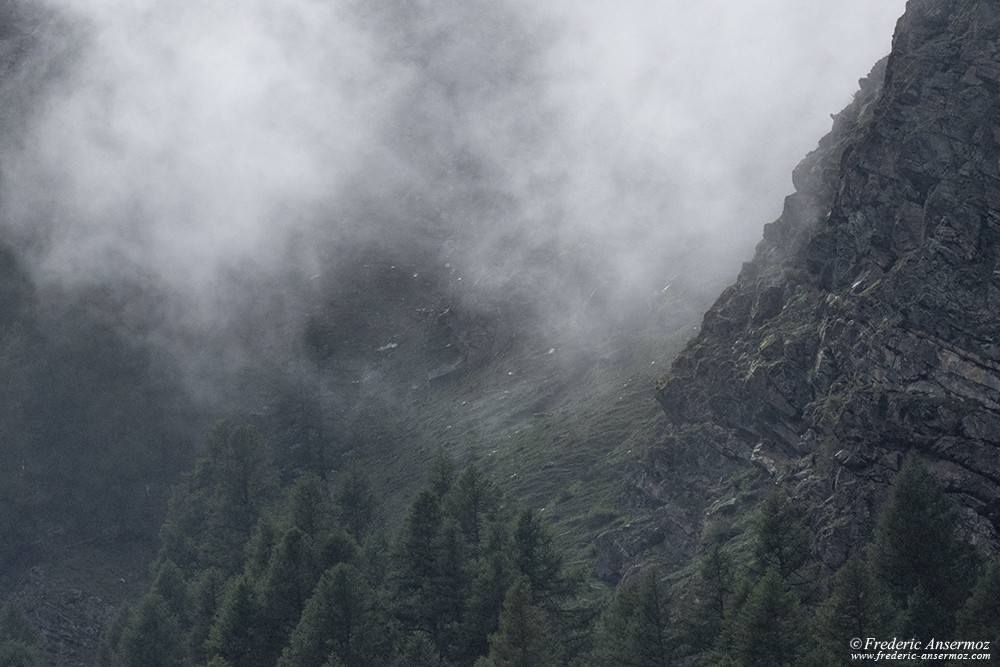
[188,567,226,666]
[428,448,457,497]
[397,631,440,666]
[94,604,132,667]
[0,600,41,649]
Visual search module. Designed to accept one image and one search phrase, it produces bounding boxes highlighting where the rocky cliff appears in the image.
[644,0,1000,569]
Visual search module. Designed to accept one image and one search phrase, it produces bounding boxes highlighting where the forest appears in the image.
[4,420,995,666]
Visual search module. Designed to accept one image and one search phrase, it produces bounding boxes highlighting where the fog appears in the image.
[0,0,908,404]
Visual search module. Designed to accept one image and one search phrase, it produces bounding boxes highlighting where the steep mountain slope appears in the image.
[645,0,1000,571]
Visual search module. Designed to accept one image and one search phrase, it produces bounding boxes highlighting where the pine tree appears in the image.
[686,543,735,652]
[596,569,674,666]
[335,460,381,540]
[731,569,803,667]
[457,519,515,663]
[279,563,390,667]
[0,599,43,667]
[159,422,279,575]
[871,457,977,632]
[956,560,1000,659]
[243,512,281,582]
[286,473,337,540]
[815,556,896,653]
[476,577,559,667]
[94,604,132,667]
[397,632,440,666]
[0,600,41,648]
[206,574,267,667]
[428,448,457,497]
[258,526,323,663]
[188,567,226,666]
[393,487,444,638]
[512,509,565,605]
[444,464,503,560]
[150,559,191,629]
[0,640,44,667]
[751,487,810,583]
[112,592,188,667]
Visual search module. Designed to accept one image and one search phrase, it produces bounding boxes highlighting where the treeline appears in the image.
[91,421,595,666]
[14,421,991,666]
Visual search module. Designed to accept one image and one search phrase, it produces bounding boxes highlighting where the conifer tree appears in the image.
[286,473,337,540]
[0,600,41,649]
[730,569,803,667]
[871,457,977,633]
[512,509,565,605]
[206,574,267,667]
[428,448,457,497]
[112,592,188,667]
[457,519,515,662]
[279,563,390,667]
[956,560,1000,659]
[685,543,735,652]
[393,487,444,638]
[0,640,44,667]
[94,605,132,667]
[335,460,381,540]
[596,569,675,666]
[476,577,559,667]
[0,599,43,667]
[397,631,440,666]
[815,556,895,652]
[150,559,191,630]
[751,486,810,583]
[243,512,281,582]
[445,464,503,560]
[258,526,323,663]
[159,422,279,575]
[188,567,226,666]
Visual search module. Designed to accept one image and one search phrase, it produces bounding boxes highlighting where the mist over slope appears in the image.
[0,2,928,662]
[0,0,906,406]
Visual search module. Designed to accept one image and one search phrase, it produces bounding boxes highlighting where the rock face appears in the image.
[650,0,1000,564]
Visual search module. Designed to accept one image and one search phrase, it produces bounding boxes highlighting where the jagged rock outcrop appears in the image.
[648,0,1000,565]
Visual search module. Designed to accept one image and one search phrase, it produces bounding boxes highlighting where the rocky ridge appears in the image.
[632,0,1000,574]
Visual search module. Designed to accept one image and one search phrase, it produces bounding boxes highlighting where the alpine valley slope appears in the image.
[630,0,1000,577]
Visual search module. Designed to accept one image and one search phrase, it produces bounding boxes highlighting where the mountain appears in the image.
[632,0,1000,576]
[3,0,1000,663]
